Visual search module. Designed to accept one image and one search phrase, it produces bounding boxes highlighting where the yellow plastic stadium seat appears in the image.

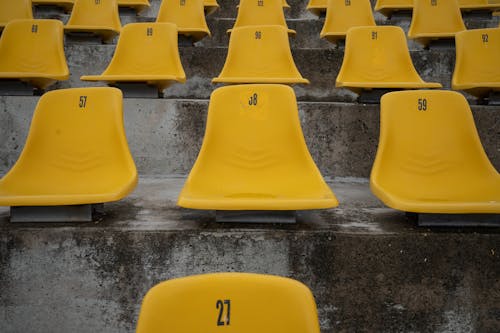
[371,90,500,214]
[231,0,295,36]
[32,0,74,12]
[459,0,500,11]
[203,0,219,15]
[374,0,413,17]
[0,0,33,31]
[307,0,327,16]
[452,28,500,98]
[320,0,376,44]
[178,84,337,210]
[64,0,122,43]
[117,0,150,13]
[0,87,138,206]
[336,26,442,94]
[136,273,320,333]
[213,26,308,84]
[81,23,186,93]
[408,0,466,47]
[156,0,210,42]
[0,19,69,90]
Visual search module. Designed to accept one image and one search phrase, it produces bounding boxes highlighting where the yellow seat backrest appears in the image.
[320,0,376,41]
[213,25,308,84]
[178,84,337,210]
[452,28,500,96]
[0,0,33,28]
[136,273,321,333]
[0,87,137,206]
[408,0,466,42]
[88,22,185,78]
[0,19,69,88]
[156,0,210,41]
[336,26,436,87]
[232,0,291,31]
[370,90,500,214]
[66,0,121,31]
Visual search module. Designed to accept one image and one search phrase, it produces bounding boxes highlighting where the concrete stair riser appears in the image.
[1,97,498,178]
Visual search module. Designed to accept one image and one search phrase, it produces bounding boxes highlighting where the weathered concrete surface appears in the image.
[0,177,499,333]
[1,97,498,177]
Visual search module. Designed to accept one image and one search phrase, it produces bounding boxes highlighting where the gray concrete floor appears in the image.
[3,177,496,234]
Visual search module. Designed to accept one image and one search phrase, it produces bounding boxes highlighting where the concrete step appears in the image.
[48,45,460,102]
[1,97,498,177]
[1,177,499,332]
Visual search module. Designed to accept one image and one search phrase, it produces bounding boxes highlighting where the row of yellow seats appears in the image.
[318,0,500,47]
[0,0,218,43]
[0,0,295,43]
[0,0,154,24]
[0,85,498,214]
[0,19,498,100]
[308,0,500,17]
